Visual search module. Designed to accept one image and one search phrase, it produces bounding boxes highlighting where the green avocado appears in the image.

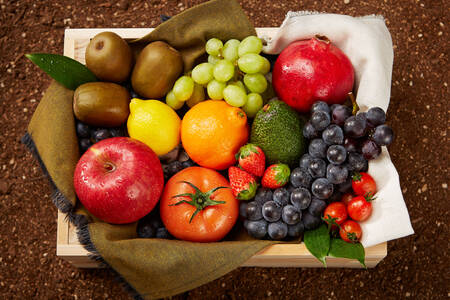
[250,99,305,167]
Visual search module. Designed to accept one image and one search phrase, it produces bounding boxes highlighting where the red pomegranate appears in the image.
[272,36,354,113]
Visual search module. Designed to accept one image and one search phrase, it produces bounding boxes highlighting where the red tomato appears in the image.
[323,202,348,226]
[339,220,362,243]
[352,172,377,196]
[160,167,239,242]
[347,195,373,221]
[341,193,354,206]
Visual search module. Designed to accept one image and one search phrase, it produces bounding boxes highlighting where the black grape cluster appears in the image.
[136,207,172,239]
[240,184,325,241]
[299,100,393,199]
[75,121,128,153]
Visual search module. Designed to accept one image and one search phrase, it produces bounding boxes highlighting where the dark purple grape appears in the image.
[310,111,331,131]
[307,198,327,217]
[272,188,290,206]
[290,187,311,210]
[303,122,319,139]
[311,178,334,200]
[262,201,282,222]
[268,221,288,240]
[239,201,248,218]
[181,159,196,168]
[372,125,394,146]
[93,129,111,142]
[109,127,126,137]
[344,137,358,153]
[361,139,381,160]
[322,124,344,145]
[344,115,367,138]
[167,161,183,175]
[357,112,368,121]
[137,221,156,238]
[331,105,352,126]
[286,184,296,194]
[76,122,90,138]
[299,154,313,171]
[307,157,327,178]
[327,145,347,164]
[246,201,263,221]
[309,138,327,158]
[288,222,305,238]
[255,187,273,205]
[338,177,352,193]
[282,205,302,225]
[311,101,330,114]
[290,167,312,188]
[246,219,268,239]
[326,164,348,184]
[347,152,368,172]
[155,227,171,239]
[79,138,92,152]
[302,212,322,230]
[367,107,386,127]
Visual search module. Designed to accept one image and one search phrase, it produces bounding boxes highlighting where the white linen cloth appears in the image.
[262,12,414,247]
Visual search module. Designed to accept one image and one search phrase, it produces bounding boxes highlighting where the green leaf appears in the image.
[304,224,330,267]
[328,238,366,268]
[25,53,97,90]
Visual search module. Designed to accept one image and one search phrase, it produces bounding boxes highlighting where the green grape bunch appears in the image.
[166,35,270,118]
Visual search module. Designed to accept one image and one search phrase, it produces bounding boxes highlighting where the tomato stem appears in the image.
[348,92,359,115]
[170,181,228,223]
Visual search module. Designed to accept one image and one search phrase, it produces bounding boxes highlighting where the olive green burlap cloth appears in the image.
[23,0,277,299]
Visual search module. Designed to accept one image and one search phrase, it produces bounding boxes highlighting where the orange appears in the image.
[181,100,249,170]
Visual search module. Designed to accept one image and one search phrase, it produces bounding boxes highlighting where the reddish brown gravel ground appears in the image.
[0,0,449,299]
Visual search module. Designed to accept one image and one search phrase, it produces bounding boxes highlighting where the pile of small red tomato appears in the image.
[322,172,377,243]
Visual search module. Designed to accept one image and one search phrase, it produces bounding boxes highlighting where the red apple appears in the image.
[74,137,164,224]
[272,36,354,113]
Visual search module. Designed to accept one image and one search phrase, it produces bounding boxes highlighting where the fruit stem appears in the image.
[170,181,228,223]
[314,34,331,44]
[348,92,359,115]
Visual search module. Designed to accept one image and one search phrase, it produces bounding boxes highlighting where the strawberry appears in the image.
[261,164,290,189]
[236,144,266,177]
[228,166,258,200]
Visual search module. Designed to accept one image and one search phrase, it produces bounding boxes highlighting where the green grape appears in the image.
[207,80,226,100]
[238,35,263,57]
[173,76,194,101]
[208,55,221,65]
[213,59,235,82]
[165,90,184,110]
[261,57,271,75]
[237,53,265,74]
[205,38,223,56]
[242,93,263,118]
[187,83,205,107]
[223,85,247,107]
[192,63,214,85]
[243,73,268,93]
[222,39,240,62]
[229,80,246,91]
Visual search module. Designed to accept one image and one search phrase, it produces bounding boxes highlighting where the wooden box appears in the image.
[57,28,387,268]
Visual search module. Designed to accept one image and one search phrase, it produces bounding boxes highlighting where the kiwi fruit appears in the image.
[74,82,130,127]
[131,41,183,99]
[85,32,133,83]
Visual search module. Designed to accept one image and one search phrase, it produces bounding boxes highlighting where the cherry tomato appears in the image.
[341,193,353,206]
[347,194,373,221]
[323,202,347,226]
[339,220,362,243]
[160,167,239,242]
[352,172,377,196]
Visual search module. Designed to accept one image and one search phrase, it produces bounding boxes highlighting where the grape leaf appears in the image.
[328,238,366,268]
[25,53,97,90]
[304,224,330,267]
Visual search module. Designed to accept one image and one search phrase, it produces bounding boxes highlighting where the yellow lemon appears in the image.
[127,98,181,156]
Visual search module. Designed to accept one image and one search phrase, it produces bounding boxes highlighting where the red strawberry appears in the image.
[236,144,265,177]
[261,164,290,189]
[228,166,258,200]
